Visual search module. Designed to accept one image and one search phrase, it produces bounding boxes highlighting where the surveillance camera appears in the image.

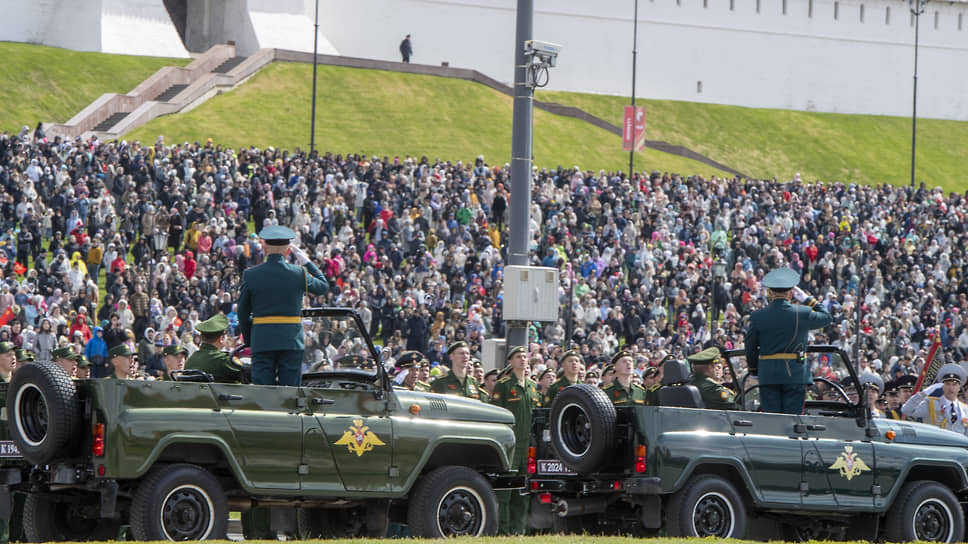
[524,40,561,67]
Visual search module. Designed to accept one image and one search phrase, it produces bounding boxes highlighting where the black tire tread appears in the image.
[130,463,228,541]
[549,384,616,473]
[22,492,50,543]
[7,362,80,465]
[884,480,964,543]
[666,474,747,538]
[407,465,498,538]
[22,492,118,542]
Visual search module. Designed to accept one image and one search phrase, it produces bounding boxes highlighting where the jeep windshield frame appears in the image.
[300,307,392,391]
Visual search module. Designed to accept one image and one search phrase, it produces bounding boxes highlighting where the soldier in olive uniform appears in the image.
[544,349,584,406]
[489,346,540,535]
[394,351,431,392]
[237,225,329,386]
[883,380,906,420]
[430,341,482,399]
[74,355,92,379]
[106,344,138,379]
[52,345,78,378]
[185,314,242,383]
[744,267,832,414]
[0,342,14,382]
[602,350,647,405]
[688,347,739,410]
[642,365,663,406]
[160,345,188,380]
[14,348,33,367]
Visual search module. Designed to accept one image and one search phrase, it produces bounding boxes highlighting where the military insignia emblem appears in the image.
[333,419,386,457]
[448,384,456,390]
[828,445,871,481]
[720,391,729,400]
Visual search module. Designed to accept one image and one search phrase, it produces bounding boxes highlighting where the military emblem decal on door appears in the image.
[828,445,871,481]
[334,419,386,456]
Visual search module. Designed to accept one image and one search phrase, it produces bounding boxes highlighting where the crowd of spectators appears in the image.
[0,127,965,388]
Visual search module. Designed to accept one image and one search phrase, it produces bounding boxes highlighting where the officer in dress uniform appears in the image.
[602,350,647,405]
[489,346,540,535]
[0,342,14,382]
[858,373,885,417]
[430,341,482,399]
[52,345,78,378]
[544,349,584,406]
[883,380,906,420]
[744,267,833,414]
[185,314,242,383]
[688,347,739,410]
[393,351,431,391]
[901,363,968,435]
[237,225,329,386]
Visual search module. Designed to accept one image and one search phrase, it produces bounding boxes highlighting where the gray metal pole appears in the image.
[629,0,638,179]
[506,0,533,353]
[310,0,319,155]
[909,0,924,188]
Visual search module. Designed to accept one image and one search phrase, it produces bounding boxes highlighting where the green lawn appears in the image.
[0,42,188,133]
[538,90,968,191]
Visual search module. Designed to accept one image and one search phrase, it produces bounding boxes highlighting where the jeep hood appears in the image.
[392,390,515,425]
[878,420,968,447]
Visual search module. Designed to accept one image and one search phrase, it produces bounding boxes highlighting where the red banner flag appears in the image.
[914,335,944,393]
[622,106,646,152]
[13,262,25,276]
[0,307,15,327]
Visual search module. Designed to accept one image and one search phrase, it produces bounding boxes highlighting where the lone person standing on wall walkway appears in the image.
[744,267,832,415]
[237,226,329,386]
[399,34,413,63]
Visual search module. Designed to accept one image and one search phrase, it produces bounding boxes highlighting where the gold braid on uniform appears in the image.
[767,289,789,302]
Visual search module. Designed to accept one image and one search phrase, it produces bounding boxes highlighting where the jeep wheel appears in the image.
[885,481,964,543]
[407,466,497,537]
[7,362,80,465]
[130,464,228,541]
[550,384,615,473]
[22,492,120,542]
[666,474,747,538]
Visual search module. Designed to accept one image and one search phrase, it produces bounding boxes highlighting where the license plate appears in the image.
[0,441,22,458]
[537,459,576,475]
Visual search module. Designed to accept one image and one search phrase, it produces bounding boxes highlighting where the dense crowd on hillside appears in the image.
[0,128,965,388]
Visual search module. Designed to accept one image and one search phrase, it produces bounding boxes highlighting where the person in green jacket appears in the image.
[430,341,482,400]
[184,314,242,383]
[543,349,584,406]
[160,345,189,380]
[602,350,647,406]
[688,347,739,410]
[105,344,137,379]
[489,346,540,535]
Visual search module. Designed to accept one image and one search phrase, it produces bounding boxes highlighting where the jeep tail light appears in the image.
[527,447,537,475]
[530,480,539,490]
[539,493,552,504]
[634,444,646,473]
[93,423,105,457]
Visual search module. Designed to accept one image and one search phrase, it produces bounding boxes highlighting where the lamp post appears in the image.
[151,229,169,297]
[309,0,320,155]
[710,259,727,330]
[628,0,639,180]
[909,0,927,188]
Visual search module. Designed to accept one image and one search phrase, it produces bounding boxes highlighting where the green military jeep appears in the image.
[528,346,968,543]
[1,308,518,541]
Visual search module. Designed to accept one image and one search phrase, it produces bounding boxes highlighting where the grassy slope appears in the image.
[538,90,968,191]
[0,42,188,133]
[127,63,732,178]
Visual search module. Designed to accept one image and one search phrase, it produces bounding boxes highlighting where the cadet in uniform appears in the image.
[237,225,329,386]
[901,363,968,435]
[74,355,92,379]
[394,351,431,392]
[883,380,906,420]
[185,314,242,383]
[544,349,584,406]
[744,267,833,414]
[51,345,78,377]
[106,344,137,379]
[0,342,14,382]
[489,346,540,535]
[160,345,188,380]
[430,341,482,399]
[688,347,739,410]
[602,350,647,405]
[896,375,916,406]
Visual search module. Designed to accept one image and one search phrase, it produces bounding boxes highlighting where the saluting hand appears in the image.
[289,245,310,265]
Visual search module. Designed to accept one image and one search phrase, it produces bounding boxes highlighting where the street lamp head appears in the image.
[909,0,926,15]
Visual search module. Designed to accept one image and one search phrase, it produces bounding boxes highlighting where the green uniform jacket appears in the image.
[430,373,482,400]
[394,381,431,392]
[237,254,329,353]
[690,375,739,410]
[602,381,647,405]
[544,376,578,406]
[185,344,243,383]
[744,298,832,385]
[490,375,541,449]
[645,383,662,406]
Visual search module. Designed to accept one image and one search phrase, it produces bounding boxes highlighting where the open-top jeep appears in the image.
[1,307,519,541]
[528,346,968,542]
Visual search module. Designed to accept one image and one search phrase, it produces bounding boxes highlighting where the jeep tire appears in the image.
[884,480,964,543]
[666,474,747,538]
[549,384,616,473]
[7,362,81,465]
[130,464,228,541]
[407,466,498,537]
[22,491,120,542]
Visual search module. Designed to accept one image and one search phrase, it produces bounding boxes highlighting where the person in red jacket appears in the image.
[69,314,93,344]
[183,250,197,280]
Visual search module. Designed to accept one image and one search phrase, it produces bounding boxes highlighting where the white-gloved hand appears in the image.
[924,382,945,397]
[289,245,310,265]
[792,286,809,303]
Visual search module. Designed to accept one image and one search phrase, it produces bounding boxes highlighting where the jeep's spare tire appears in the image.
[7,361,81,465]
[549,384,616,473]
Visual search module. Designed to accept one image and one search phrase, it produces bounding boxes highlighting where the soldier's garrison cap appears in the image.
[195,314,229,334]
[51,345,74,359]
[447,341,469,356]
[506,345,527,360]
[14,348,33,362]
[108,344,135,358]
[762,267,800,290]
[0,341,15,355]
[396,351,426,368]
[937,363,966,385]
[610,350,633,366]
[74,354,90,368]
[162,345,189,356]
[687,347,722,365]
[258,225,297,246]
[559,349,583,365]
[896,375,917,390]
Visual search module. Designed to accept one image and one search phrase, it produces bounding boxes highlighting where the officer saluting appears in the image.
[744,267,832,415]
[237,226,329,386]
[901,363,968,435]
[688,347,739,410]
